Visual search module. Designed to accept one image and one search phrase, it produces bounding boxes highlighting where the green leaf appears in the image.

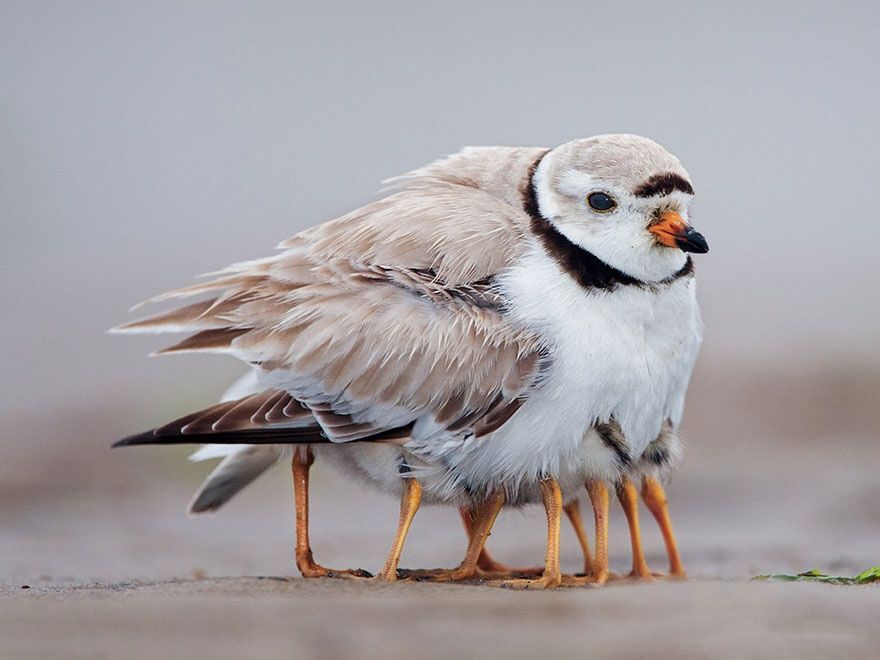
[753,566,880,585]
[854,566,880,584]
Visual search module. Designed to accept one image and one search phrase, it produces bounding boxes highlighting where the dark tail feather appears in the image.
[113,423,414,447]
[113,389,414,447]
[113,427,327,447]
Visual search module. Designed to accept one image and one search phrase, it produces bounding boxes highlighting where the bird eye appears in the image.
[587,192,616,213]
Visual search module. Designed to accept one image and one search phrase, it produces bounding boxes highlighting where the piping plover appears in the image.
[115,134,707,587]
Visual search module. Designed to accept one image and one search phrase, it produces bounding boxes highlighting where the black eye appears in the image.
[587,192,616,212]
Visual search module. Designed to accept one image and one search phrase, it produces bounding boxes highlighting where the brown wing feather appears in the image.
[155,328,249,355]
[113,389,414,447]
[115,147,548,443]
[212,390,282,431]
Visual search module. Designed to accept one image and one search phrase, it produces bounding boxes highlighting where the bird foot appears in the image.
[496,573,562,590]
[653,570,687,581]
[606,568,655,583]
[395,567,448,580]
[396,564,545,582]
[372,570,400,582]
[394,566,478,582]
[474,563,545,579]
[299,564,373,579]
[562,570,609,587]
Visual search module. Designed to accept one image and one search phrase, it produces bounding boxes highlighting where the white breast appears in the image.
[415,242,702,502]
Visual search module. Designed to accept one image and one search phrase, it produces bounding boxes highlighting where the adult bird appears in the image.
[114,134,706,587]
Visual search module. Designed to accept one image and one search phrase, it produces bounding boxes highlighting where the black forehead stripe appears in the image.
[633,172,694,198]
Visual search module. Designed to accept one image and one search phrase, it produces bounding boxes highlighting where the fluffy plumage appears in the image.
[116,133,705,509]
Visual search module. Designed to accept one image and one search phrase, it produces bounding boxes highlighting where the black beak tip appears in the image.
[675,229,709,254]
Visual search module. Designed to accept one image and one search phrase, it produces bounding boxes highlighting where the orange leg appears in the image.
[414,489,506,582]
[459,507,543,578]
[564,499,593,576]
[462,506,506,574]
[498,478,564,589]
[291,448,371,579]
[617,477,653,580]
[568,480,610,586]
[641,476,686,578]
[375,477,422,581]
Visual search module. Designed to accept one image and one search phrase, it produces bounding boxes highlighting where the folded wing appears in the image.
[113,147,548,446]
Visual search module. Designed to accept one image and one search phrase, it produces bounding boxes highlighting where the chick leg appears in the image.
[568,480,610,586]
[292,448,372,579]
[498,478,564,589]
[375,477,422,581]
[564,499,594,576]
[460,507,543,578]
[463,506,507,574]
[617,477,654,580]
[414,489,506,582]
[641,476,686,578]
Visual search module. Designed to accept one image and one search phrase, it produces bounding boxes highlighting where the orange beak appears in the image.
[648,210,709,254]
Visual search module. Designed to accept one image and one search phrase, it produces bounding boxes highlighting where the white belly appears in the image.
[411,246,702,503]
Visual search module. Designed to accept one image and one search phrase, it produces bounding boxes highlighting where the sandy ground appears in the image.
[3,364,880,658]
[4,578,880,659]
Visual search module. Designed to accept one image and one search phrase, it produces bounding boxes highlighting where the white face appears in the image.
[534,155,700,283]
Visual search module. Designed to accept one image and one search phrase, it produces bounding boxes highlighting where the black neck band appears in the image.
[523,156,692,291]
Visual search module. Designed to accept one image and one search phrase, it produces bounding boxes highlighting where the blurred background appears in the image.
[2,1,878,584]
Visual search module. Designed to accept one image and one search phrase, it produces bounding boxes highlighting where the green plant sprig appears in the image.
[753,566,880,585]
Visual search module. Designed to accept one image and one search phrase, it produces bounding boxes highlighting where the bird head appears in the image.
[533,134,708,282]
